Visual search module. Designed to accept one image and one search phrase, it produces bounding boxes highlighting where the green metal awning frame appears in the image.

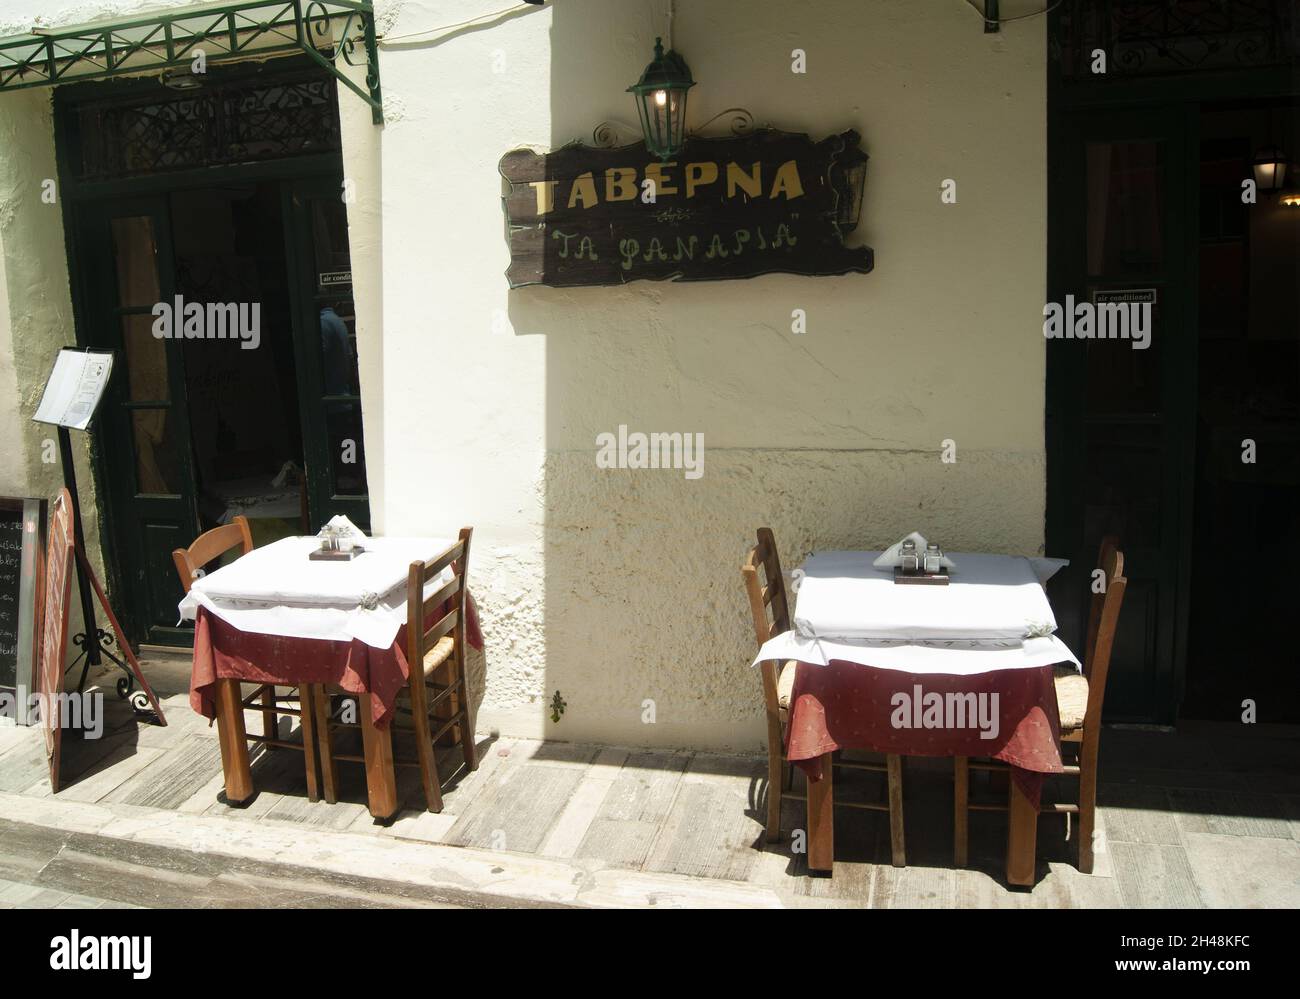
[0,0,383,123]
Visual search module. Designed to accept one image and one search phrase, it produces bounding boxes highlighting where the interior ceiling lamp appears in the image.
[1252,145,1288,191]
[627,36,695,161]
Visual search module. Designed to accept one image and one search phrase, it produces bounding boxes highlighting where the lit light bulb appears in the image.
[654,89,667,107]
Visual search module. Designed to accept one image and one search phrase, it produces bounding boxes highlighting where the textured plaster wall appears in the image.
[0,83,105,644]
[0,0,1049,749]
[367,0,1049,751]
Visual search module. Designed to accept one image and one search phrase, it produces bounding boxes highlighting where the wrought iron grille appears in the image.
[70,71,340,180]
[1054,0,1299,81]
[0,1,381,122]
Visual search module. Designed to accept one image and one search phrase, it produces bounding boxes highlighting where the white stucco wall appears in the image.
[0,85,104,648]
[0,0,1048,752]
[364,0,1049,751]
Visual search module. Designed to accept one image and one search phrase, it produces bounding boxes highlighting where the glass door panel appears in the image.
[76,198,199,645]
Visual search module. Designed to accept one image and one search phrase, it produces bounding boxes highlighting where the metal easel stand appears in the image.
[57,426,152,715]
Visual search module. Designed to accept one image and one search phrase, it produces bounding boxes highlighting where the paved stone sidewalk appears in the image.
[2,656,1298,908]
[0,876,140,909]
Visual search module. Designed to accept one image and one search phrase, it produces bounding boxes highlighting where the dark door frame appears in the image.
[1045,17,1300,722]
[52,61,366,646]
[72,194,201,646]
[1046,104,1199,724]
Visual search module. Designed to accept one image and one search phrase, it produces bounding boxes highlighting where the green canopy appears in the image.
[0,0,381,122]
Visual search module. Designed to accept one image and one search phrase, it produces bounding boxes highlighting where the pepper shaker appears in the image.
[900,539,920,572]
[924,542,943,575]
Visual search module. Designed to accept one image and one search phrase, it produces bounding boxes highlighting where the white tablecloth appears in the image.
[178,535,455,649]
[793,551,1061,642]
[754,549,1078,675]
[754,630,1079,675]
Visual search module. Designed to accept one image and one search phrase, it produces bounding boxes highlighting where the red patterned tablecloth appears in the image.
[784,660,1064,807]
[190,596,483,729]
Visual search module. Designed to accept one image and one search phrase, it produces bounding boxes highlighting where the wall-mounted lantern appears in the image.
[1252,145,1288,191]
[627,37,695,161]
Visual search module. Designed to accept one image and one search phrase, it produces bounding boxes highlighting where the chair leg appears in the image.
[886,753,906,868]
[261,686,279,747]
[954,755,969,868]
[311,685,338,804]
[431,658,457,750]
[455,651,478,772]
[1078,728,1100,874]
[406,664,444,813]
[759,712,780,837]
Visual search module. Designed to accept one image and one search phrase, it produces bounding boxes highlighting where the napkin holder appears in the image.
[893,566,949,585]
[892,540,950,585]
[309,546,363,562]
[309,525,365,561]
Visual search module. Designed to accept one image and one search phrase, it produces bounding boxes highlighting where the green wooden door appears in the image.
[284,177,371,531]
[75,196,200,646]
[1047,106,1198,724]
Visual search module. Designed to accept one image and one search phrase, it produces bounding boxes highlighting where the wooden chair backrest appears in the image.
[171,516,253,594]
[406,528,472,668]
[1082,536,1126,729]
[742,527,790,644]
[741,527,790,720]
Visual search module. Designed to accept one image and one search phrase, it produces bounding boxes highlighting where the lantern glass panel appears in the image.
[1257,160,1286,190]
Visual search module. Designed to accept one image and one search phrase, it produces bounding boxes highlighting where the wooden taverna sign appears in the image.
[499,129,873,288]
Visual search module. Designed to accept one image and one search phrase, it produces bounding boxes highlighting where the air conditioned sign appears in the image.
[498,129,873,288]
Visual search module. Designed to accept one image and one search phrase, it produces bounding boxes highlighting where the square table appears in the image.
[757,550,1078,885]
[180,535,481,817]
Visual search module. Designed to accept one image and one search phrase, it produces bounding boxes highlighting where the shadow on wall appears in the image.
[506,0,1046,753]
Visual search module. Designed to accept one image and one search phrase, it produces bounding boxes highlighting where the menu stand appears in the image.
[34,349,166,723]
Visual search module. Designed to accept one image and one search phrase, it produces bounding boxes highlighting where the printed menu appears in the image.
[32,349,114,431]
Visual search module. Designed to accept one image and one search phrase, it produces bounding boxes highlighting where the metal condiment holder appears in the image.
[894,539,949,585]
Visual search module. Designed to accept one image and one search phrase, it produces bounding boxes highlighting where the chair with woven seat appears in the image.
[742,527,906,867]
[172,516,322,801]
[314,529,478,814]
[953,536,1126,874]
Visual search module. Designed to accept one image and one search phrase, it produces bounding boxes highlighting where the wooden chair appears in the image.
[172,516,321,800]
[953,537,1126,874]
[742,527,906,867]
[314,529,478,815]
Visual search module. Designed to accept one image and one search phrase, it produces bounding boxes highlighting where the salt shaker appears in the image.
[900,539,920,572]
[923,542,944,575]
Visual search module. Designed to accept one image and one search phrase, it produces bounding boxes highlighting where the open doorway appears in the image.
[1048,95,1299,725]
[172,183,308,547]
[1183,101,1300,721]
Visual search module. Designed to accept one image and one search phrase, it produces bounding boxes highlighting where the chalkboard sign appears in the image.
[0,498,45,709]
